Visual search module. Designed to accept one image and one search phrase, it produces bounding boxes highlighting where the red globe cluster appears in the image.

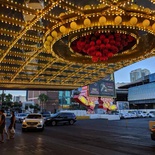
[70,32,136,62]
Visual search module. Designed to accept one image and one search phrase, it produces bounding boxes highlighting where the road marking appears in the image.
[120,135,140,140]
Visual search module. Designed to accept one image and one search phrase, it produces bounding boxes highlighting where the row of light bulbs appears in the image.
[44,16,155,51]
[1,2,55,64]
[0,29,42,43]
[150,0,155,4]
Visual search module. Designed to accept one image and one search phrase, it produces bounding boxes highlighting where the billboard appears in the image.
[88,74,115,97]
[116,101,129,110]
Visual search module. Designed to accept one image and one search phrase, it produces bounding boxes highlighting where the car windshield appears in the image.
[51,113,59,117]
[27,115,41,119]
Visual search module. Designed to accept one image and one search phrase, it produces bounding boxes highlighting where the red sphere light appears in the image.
[70,32,136,62]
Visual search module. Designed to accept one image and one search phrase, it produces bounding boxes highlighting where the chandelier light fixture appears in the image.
[44,0,155,64]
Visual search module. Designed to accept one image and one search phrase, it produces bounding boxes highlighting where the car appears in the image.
[148,111,155,117]
[6,111,11,117]
[149,111,155,115]
[44,112,77,126]
[16,113,28,123]
[147,112,155,118]
[150,125,155,141]
[41,112,51,121]
[22,113,44,132]
[120,112,131,119]
[128,111,137,118]
[137,111,148,118]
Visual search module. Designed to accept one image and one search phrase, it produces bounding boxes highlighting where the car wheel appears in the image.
[69,120,74,125]
[151,134,155,140]
[40,126,44,132]
[51,121,57,126]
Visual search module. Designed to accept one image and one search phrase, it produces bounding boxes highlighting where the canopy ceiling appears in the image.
[0,0,155,90]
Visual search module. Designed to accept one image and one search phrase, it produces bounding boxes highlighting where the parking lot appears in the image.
[0,118,155,155]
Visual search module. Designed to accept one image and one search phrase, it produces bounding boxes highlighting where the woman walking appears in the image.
[8,111,16,139]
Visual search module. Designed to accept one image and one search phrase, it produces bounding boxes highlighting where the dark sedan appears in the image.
[44,112,77,126]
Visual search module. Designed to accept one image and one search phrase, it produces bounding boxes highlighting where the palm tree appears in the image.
[38,93,48,112]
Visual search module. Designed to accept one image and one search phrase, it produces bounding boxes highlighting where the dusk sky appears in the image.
[1,56,155,96]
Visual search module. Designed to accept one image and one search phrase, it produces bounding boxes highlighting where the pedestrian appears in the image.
[3,112,9,140]
[0,109,5,143]
[8,111,16,139]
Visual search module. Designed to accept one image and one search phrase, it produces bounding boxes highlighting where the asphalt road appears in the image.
[0,118,155,155]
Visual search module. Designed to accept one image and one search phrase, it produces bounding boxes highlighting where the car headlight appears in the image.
[23,120,26,123]
[40,120,43,123]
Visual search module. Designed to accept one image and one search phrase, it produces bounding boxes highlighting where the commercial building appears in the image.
[130,68,150,82]
[13,95,26,103]
[27,90,71,112]
[119,73,155,109]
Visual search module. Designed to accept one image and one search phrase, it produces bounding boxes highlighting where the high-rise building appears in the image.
[13,95,26,102]
[130,68,150,82]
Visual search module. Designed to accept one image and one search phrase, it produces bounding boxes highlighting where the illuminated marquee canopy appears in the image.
[0,0,155,90]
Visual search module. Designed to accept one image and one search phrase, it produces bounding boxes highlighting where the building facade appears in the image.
[27,90,71,112]
[119,73,155,109]
[13,95,26,102]
[130,68,150,82]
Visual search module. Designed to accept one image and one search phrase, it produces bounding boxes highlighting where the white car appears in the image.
[120,112,131,119]
[128,111,137,118]
[22,113,44,132]
[16,113,28,123]
[149,111,155,117]
[137,111,148,118]
[147,112,155,118]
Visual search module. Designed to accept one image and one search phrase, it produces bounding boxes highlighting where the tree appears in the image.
[33,104,40,113]
[29,104,34,109]
[0,92,6,102]
[38,93,48,112]
[0,92,14,111]
[5,93,13,102]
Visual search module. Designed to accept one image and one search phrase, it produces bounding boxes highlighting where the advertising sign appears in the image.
[89,82,100,95]
[116,101,129,110]
[89,74,115,97]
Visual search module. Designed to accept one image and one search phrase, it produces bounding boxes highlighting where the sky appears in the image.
[1,56,155,96]
[114,56,155,83]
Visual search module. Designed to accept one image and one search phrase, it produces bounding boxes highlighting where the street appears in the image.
[0,118,155,155]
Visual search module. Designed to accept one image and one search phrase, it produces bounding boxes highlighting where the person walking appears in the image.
[8,111,16,139]
[0,109,6,143]
[3,112,9,140]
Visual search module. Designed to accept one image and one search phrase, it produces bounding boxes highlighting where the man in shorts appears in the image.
[0,109,5,143]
